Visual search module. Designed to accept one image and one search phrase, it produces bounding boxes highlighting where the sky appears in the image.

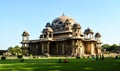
[0,0,120,50]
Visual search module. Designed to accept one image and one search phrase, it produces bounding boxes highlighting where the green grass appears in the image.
[0,57,120,71]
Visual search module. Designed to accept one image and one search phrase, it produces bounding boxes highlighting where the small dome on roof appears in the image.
[72,23,81,29]
[95,32,101,37]
[22,31,29,36]
[45,22,51,27]
[84,28,94,34]
[40,34,43,38]
[42,27,53,33]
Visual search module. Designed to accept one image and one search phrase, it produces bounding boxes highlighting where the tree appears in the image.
[102,44,119,52]
[101,44,110,51]
[13,45,22,55]
[109,44,118,52]
[8,47,14,54]
[7,45,22,55]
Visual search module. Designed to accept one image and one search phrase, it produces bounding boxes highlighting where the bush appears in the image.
[17,55,23,58]
[44,53,50,57]
[30,54,33,58]
[76,56,80,59]
[20,58,24,62]
[1,56,6,60]
[115,56,119,59]
[76,54,80,59]
[33,56,36,58]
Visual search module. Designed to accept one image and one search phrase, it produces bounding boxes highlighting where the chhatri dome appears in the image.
[22,31,29,36]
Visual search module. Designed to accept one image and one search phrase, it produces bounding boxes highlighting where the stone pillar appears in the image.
[91,42,94,55]
[92,34,94,39]
[36,45,38,55]
[84,34,88,39]
[43,33,44,38]
[76,48,77,54]
[98,38,101,42]
[80,47,82,56]
[41,44,44,54]
[72,40,75,55]
[56,44,58,54]
[77,47,80,54]
[72,47,74,56]
[99,48,101,54]
[22,43,25,47]
[97,44,101,54]
[80,46,84,56]
[22,36,24,41]
[27,36,29,40]
[62,44,64,54]
[82,46,85,55]
[51,33,53,38]
[46,32,48,38]
[90,34,93,39]
[47,42,50,53]
[22,43,25,54]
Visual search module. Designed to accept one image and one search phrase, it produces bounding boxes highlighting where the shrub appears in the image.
[20,58,24,62]
[76,54,80,59]
[17,55,23,58]
[33,56,36,58]
[44,53,50,57]
[115,56,119,59]
[30,54,33,58]
[1,56,6,60]
[76,56,80,59]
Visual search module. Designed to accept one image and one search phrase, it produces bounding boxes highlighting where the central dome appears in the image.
[52,15,75,24]
[52,14,76,31]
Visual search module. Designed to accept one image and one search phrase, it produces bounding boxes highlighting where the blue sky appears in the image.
[0,0,120,50]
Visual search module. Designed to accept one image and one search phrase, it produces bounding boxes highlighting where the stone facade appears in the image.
[21,14,102,56]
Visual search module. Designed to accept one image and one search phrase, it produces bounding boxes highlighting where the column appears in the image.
[72,47,74,56]
[72,40,75,56]
[56,44,58,54]
[41,44,44,54]
[84,34,88,39]
[36,45,38,55]
[43,33,44,38]
[98,38,101,42]
[46,32,49,38]
[91,42,94,55]
[62,44,64,54]
[51,33,53,38]
[98,44,101,54]
[26,36,29,40]
[47,42,50,53]
[22,36,24,41]
[82,46,85,56]
[75,48,77,54]
[22,43,25,47]
[80,47,82,56]
[90,34,92,39]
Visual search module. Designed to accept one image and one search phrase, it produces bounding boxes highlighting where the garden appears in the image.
[0,56,120,71]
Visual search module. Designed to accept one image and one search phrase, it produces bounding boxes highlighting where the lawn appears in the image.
[0,57,120,71]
